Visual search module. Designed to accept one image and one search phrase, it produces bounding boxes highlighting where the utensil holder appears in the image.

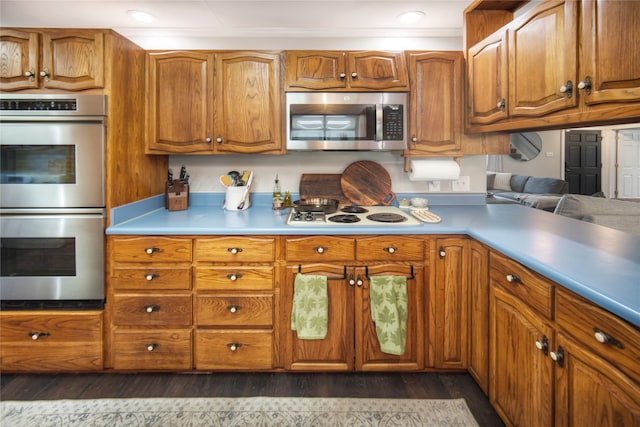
[225,185,250,211]
[166,180,189,211]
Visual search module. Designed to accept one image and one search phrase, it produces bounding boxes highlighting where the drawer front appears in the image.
[112,294,192,326]
[1,342,103,371]
[0,311,103,342]
[356,236,424,261]
[490,251,553,319]
[112,237,192,263]
[195,330,273,370]
[286,236,355,262]
[194,266,274,291]
[556,288,640,383]
[196,295,273,327]
[195,237,275,263]
[112,267,192,291]
[112,329,192,370]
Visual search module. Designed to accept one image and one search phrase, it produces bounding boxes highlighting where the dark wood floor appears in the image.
[0,372,504,426]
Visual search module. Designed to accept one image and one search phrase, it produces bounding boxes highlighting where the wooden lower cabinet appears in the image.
[195,330,273,370]
[112,329,192,370]
[468,240,490,393]
[0,311,103,372]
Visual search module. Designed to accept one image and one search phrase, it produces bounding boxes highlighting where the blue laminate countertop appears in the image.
[107,193,640,327]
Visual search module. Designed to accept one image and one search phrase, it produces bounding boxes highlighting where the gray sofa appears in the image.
[554,194,640,235]
[487,172,569,211]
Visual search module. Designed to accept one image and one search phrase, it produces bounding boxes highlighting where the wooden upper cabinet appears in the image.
[580,0,640,105]
[467,29,509,125]
[0,28,104,91]
[214,51,283,154]
[284,50,408,91]
[508,0,578,118]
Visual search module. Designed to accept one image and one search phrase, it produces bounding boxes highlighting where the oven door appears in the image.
[0,210,104,309]
[0,120,104,208]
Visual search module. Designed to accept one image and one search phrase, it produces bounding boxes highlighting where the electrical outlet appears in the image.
[428,180,441,192]
[452,176,470,192]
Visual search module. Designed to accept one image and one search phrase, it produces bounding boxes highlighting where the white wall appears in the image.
[498,130,564,178]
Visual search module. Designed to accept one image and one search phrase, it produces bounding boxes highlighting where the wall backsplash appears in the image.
[169,152,488,195]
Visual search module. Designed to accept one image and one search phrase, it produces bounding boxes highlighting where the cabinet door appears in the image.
[214,51,283,153]
[554,332,640,427]
[508,0,579,117]
[468,240,490,394]
[284,51,347,90]
[406,51,462,154]
[490,285,554,427]
[433,237,468,369]
[468,29,509,125]
[0,29,39,91]
[580,0,640,105]
[147,51,215,153]
[347,51,409,91]
[356,264,424,371]
[41,30,104,90]
[282,264,354,371]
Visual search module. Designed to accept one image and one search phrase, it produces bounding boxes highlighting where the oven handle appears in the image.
[0,208,104,216]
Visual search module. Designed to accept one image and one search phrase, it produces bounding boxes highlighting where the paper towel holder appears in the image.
[403,156,461,173]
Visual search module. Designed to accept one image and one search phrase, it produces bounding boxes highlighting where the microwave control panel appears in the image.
[383,105,403,140]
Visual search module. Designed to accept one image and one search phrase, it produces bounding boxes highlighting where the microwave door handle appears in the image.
[375,104,383,141]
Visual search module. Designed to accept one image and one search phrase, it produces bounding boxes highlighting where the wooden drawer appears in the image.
[112,329,192,370]
[356,236,424,261]
[195,330,273,370]
[112,267,192,290]
[490,251,554,319]
[556,288,640,384]
[286,236,355,262]
[194,266,274,291]
[196,295,273,327]
[0,311,103,371]
[194,237,275,263]
[111,236,192,263]
[111,294,192,326]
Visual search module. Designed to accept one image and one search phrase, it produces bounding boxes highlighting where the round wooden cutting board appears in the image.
[340,160,396,206]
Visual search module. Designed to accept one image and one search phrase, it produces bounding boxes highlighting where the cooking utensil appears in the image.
[299,174,349,203]
[237,171,253,210]
[340,160,396,206]
[228,170,240,186]
[292,198,339,213]
[220,174,233,187]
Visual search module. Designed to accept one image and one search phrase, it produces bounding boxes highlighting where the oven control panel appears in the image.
[0,99,77,111]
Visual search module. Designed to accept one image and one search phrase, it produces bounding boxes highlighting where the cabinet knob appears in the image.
[348,273,356,286]
[216,136,223,144]
[535,335,549,355]
[384,246,397,254]
[227,343,242,352]
[39,68,50,81]
[412,136,417,143]
[506,273,521,284]
[356,276,363,287]
[339,72,346,79]
[578,76,592,95]
[550,346,565,368]
[496,99,506,110]
[560,80,573,98]
[146,343,158,351]
[314,246,327,254]
[593,328,624,349]
[227,247,243,255]
[227,273,243,281]
[144,247,160,255]
[28,331,50,340]
[438,247,446,258]
[351,72,358,79]
[24,70,35,80]
[144,304,160,313]
[227,305,241,313]
[205,136,213,143]
[145,273,159,281]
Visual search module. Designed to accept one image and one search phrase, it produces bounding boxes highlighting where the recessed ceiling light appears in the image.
[127,10,155,23]
[397,10,425,24]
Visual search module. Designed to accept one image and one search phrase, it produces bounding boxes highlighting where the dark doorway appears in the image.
[565,130,602,195]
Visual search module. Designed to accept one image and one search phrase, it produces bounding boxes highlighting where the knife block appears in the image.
[166,180,189,211]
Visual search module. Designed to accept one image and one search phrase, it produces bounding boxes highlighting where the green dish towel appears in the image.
[291,273,328,340]
[369,276,408,355]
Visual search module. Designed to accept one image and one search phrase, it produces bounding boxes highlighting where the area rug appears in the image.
[1,396,479,426]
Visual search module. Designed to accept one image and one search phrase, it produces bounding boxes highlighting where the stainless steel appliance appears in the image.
[286,92,406,151]
[286,205,422,226]
[0,94,106,309]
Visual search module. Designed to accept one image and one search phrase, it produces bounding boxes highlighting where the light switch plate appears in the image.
[452,176,470,192]
[428,180,441,192]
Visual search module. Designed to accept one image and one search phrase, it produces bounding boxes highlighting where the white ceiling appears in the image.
[0,0,474,49]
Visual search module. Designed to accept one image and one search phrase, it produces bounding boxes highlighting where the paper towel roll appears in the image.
[409,158,460,181]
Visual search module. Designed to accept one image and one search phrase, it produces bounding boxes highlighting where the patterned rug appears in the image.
[1,396,479,426]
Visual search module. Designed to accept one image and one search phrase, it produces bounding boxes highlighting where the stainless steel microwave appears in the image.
[286,92,407,151]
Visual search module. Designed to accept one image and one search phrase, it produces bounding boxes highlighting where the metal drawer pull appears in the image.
[145,273,159,281]
[314,246,327,254]
[593,328,624,349]
[550,346,565,368]
[144,247,160,255]
[227,343,242,352]
[227,247,243,254]
[28,331,50,340]
[506,273,521,284]
[227,273,243,281]
[535,335,549,355]
[144,304,160,313]
[146,343,158,351]
[383,246,397,254]
[227,305,241,313]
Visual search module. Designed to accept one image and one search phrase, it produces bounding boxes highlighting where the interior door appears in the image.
[617,129,640,199]
[564,130,602,195]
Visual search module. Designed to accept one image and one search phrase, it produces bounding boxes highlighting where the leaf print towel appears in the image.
[369,276,408,355]
[291,273,328,340]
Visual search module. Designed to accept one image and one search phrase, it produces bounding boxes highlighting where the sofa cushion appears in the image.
[493,172,512,191]
[555,194,640,218]
[524,177,568,194]
[582,215,640,235]
[510,175,530,193]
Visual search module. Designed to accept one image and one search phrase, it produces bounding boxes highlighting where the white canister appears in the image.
[225,186,250,211]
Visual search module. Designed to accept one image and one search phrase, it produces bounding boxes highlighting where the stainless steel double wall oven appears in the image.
[0,94,106,309]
